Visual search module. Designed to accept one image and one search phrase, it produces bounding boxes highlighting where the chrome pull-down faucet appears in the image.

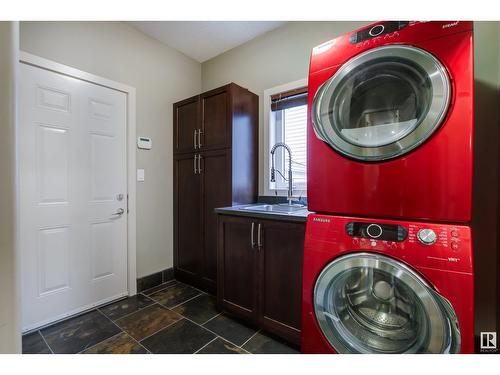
[270,142,294,206]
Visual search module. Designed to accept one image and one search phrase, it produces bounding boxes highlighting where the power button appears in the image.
[366,224,383,239]
[369,25,385,37]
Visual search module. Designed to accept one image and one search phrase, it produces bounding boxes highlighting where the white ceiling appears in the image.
[128,21,286,62]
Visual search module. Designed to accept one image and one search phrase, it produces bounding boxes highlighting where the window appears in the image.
[264,80,308,196]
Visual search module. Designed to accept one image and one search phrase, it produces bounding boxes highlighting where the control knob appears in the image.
[417,229,437,245]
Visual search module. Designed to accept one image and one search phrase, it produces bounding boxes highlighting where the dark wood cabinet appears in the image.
[201,88,229,151]
[173,83,258,293]
[217,214,305,346]
[200,150,231,290]
[259,219,305,345]
[217,215,259,322]
[173,96,199,154]
[174,154,202,278]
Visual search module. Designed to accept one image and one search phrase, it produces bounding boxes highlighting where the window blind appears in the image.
[283,105,307,187]
[271,86,308,112]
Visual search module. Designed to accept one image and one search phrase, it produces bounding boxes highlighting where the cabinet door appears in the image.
[258,219,305,346]
[201,89,229,151]
[200,151,231,292]
[174,96,199,154]
[174,154,202,281]
[217,215,258,323]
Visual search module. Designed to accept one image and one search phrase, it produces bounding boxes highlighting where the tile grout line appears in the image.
[135,313,239,355]
[174,314,249,354]
[95,308,152,354]
[200,312,221,326]
[146,287,203,311]
[37,329,55,354]
[136,315,184,344]
[76,331,125,354]
[239,329,261,349]
[183,315,246,350]
[168,292,204,310]
[121,331,152,355]
[97,295,156,323]
[193,337,219,354]
[140,280,177,296]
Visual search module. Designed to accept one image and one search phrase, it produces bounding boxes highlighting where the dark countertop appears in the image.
[215,203,311,223]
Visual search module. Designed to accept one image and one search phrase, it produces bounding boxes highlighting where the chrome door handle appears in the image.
[198,129,203,148]
[112,208,125,216]
[198,154,202,174]
[193,154,198,174]
[194,129,198,149]
[257,223,262,248]
[250,222,255,248]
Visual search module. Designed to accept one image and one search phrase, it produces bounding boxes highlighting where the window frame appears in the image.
[262,78,308,197]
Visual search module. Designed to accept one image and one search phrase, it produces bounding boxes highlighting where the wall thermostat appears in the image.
[137,137,152,150]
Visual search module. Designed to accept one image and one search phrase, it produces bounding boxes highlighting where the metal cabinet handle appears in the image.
[194,129,198,149]
[198,154,202,174]
[251,222,255,248]
[193,154,198,174]
[257,223,262,248]
[198,129,203,148]
[112,208,125,216]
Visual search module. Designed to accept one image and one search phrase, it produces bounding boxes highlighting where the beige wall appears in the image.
[201,21,370,194]
[20,21,201,278]
[0,21,20,353]
[472,21,500,341]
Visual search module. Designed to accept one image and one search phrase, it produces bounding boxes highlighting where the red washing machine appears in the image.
[307,21,474,222]
[301,214,474,354]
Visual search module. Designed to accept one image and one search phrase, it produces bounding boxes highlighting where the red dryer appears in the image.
[301,214,474,354]
[307,21,474,222]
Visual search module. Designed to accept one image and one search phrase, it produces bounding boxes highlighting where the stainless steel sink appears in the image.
[240,203,307,215]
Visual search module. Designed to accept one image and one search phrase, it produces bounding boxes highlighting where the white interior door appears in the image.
[19,62,128,331]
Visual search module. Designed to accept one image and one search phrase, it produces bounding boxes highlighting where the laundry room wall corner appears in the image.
[0,21,21,354]
[472,21,500,351]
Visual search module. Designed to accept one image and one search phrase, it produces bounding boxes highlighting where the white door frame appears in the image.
[18,51,137,297]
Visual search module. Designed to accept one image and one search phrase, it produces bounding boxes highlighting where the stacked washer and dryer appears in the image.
[302,21,476,353]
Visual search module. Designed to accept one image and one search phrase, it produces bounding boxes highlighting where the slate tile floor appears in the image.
[22,280,299,354]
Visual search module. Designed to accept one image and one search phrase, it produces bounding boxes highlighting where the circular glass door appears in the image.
[311,45,450,161]
[313,253,461,353]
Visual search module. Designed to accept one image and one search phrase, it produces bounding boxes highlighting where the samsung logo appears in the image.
[313,217,331,223]
[442,21,459,29]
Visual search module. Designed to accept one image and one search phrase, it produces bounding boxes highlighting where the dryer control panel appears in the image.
[349,21,409,44]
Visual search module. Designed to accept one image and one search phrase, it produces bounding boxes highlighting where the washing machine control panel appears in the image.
[308,215,473,274]
[345,221,408,242]
[349,21,409,44]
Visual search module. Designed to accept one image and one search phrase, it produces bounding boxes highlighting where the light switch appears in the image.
[137,169,145,182]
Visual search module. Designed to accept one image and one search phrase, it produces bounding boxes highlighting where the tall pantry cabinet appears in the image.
[173,83,258,293]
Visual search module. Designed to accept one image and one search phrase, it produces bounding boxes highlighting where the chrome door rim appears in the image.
[311,45,451,161]
[313,252,461,353]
